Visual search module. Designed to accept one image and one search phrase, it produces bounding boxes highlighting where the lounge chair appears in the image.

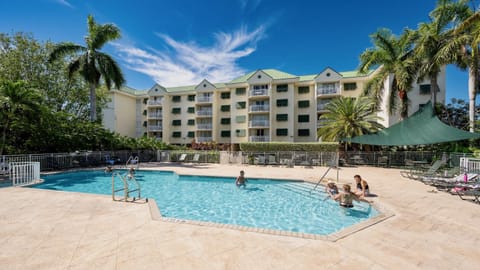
[268,155,278,165]
[192,154,200,163]
[424,173,479,190]
[407,160,446,180]
[453,184,480,203]
[178,154,187,162]
[105,155,116,165]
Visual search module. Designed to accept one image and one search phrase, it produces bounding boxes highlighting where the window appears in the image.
[344,82,357,90]
[221,105,231,112]
[172,95,181,102]
[276,84,288,92]
[298,115,310,122]
[187,131,195,138]
[298,86,310,94]
[276,114,288,121]
[236,115,246,123]
[143,98,148,104]
[253,84,268,90]
[187,119,195,125]
[298,129,310,136]
[187,95,195,101]
[143,121,147,127]
[298,100,310,108]
[236,101,246,109]
[221,92,231,99]
[236,88,246,95]
[187,107,195,113]
[171,107,181,114]
[236,129,246,137]
[419,84,431,95]
[172,120,181,126]
[276,129,288,136]
[172,131,181,138]
[142,110,147,115]
[276,99,288,107]
[221,130,231,137]
[221,118,231,125]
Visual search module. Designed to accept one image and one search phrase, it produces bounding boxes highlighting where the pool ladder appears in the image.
[126,156,139,170]
[111,171,144,202]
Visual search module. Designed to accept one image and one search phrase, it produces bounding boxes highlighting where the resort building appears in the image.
[103,67,446,148]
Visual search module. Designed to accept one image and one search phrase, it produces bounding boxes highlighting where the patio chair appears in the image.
[105,155,116,165]
[453,185,480,203]
[377,156,388,167]
[0,162,9,175]
[407,160,446,180]
[268,155,278,165]
[192,154,200,163]
[178,154,187,162]
[424,173,479,190]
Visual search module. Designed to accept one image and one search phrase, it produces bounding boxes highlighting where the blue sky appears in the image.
[0,0,472,101]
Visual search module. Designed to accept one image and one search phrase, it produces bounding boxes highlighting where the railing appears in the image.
[248,120,270,127]
[148,125,162,131]
[147,100,163,106]
[9,162,40,186]
[317,87,340,95]
[249,105,270,112]
[197,124,213,130]
[249,89,269,96]
[460,157,480,173]
[249,136,270,142]
[196,137,213,142]
[196,96,213,103]
[317,103,329,111]
[196,110,213,116]
[147,113,162,119]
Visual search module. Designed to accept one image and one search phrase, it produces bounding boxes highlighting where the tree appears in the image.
[359,28,418,118]
[48,15,125,122]
[0,80,42,154]
[317,97,384,142]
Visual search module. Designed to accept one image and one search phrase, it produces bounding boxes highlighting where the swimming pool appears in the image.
[33,170,379,236]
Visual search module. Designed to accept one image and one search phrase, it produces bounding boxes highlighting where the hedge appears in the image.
[239,142,339,152]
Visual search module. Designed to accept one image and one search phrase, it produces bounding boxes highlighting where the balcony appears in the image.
[148,125,163,131]
[248,120,270,128]
[197,123,213,130]
[317,87,340,96]
[147,99,163,106]
[249,104,270,112]
[197,96,213,103]
[249,88,269,97]
[196,136,213,143]
[196,110,213,117]
[317,103,329,111]
[249,136,270,142]
[147,113,163,119]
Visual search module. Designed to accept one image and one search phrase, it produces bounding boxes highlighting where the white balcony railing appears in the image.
[148,113,163,119]
[196,110,213,116]
[196,96,213,103]
[196,137,212,143]
[317,103,329,111]
[147,99,163,106]
[249,89,269,97]
[148,125,163,131]
[317,87,340,95]
[249,136,270,142]
[248,120,270,128]
[249,105,270,112]
[197,124,213,130]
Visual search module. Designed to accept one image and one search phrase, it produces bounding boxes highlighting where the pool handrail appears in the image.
[111,171,141,202]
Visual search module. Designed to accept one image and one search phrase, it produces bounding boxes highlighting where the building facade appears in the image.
[103,67,446,147]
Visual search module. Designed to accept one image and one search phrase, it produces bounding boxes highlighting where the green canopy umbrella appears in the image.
[342,102,480,146]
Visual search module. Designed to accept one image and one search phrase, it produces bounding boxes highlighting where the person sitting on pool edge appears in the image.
[235,170,247,188]
[354,174,370,197]
[333,184,371,208]
[325,180,339,199]
[105,166,113,173]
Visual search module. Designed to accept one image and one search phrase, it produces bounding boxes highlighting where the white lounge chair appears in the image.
[178,154,187,162]
[192,154,200,163]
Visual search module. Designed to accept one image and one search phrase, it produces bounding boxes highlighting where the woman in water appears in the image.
[334,184,371,208]
[325,180,339,199]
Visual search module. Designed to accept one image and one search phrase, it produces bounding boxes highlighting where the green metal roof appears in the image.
[229,69,298,83]
[116,86,147,96]
[165,85,196,93]
[340,70,374,78]
[298,74,316,82]
[342,103,480,146]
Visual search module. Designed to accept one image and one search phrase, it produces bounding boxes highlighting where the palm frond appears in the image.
[95,52,125,89]
[48,42,86,63]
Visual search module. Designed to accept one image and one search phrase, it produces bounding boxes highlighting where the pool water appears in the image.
[33,170,378,235]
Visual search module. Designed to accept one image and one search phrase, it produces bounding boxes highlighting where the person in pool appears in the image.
[325,180,339,199]
[354,174,370,197]
[236,170,247,188]
[333,184,371,208]
[105,166,113,173]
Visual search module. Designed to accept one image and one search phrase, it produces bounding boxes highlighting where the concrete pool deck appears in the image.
[0,163,479,269]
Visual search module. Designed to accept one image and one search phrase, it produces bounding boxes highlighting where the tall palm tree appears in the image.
[358,28,418,118]
[317,97,384,142]
[433,0,477,131]
[48,15,125,122]
[0,80,42,154]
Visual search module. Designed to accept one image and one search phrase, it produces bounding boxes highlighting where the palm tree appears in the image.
[358,28,418,118]
[48,15,125,122]
[317,97,384,142]
[0,80,42,154]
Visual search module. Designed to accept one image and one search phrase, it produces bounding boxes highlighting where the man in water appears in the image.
[235,170,247,188]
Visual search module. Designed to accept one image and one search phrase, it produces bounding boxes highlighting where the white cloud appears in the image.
[113,26,266,87]
[54,0,73,8]
[238,0,262,10]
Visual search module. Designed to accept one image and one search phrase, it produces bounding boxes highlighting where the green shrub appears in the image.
[239,142,338,152]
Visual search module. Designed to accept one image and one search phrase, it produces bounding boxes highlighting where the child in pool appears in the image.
[236,170,247,188]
